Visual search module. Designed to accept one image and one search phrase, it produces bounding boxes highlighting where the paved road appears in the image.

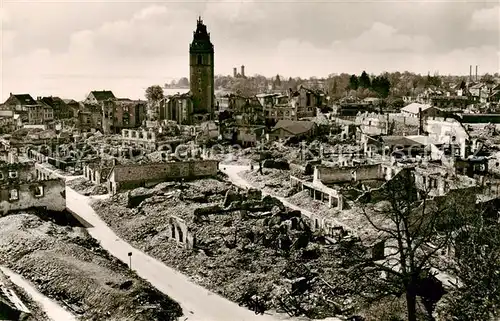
[66,186,339,321]
[1,267,77,321]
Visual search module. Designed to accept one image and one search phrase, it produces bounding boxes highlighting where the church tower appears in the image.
[189,16,214,120]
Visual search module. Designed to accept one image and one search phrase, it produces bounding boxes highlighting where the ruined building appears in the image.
[189,16,215,122]
[0,162,66,214]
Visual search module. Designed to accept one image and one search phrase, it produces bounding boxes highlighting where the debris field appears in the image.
[0,210,183,321]
[92,178,370,319]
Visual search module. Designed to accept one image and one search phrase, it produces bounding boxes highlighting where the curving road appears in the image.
[66,186,341,321]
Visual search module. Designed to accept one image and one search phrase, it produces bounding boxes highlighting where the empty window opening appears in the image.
[34,186,44,197]
[9,171,18,179]
[197,55,202,65]
[171,224,176,239]
[177,226,184,243]
[9,189,19,201]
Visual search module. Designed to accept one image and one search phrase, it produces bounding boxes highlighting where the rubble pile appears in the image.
[0,269,48,321]
[239,169,294,197]
[0,213,182,321]
[66,177,108,196]
[92,181,364,319]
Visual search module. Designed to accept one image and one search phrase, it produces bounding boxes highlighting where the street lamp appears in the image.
[128,252,132,270]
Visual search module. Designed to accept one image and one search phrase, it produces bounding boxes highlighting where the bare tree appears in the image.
[437,207,500,320]
[350,169,473,321]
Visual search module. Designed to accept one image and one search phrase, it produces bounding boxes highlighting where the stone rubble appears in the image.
[0,212,183,321]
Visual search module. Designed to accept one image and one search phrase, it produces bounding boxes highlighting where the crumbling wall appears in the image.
[314,164,383,184]
[165,216,195,249]
[110,160,219,193]
[0,163,35,182]
[83,164,110,185]
[0,179,66,214]
[34,163,58,181]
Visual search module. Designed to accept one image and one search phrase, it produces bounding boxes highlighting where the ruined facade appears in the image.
[107,160,219,194]
[0,163,66,214]
[159,93,194,124]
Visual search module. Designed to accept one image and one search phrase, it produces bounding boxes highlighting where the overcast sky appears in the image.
[1,0,499,101]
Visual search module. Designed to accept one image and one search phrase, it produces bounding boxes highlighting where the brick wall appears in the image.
[0,179,66,214]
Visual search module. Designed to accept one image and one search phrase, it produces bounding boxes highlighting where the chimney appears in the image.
[418,107,423,135]
[469,65,472,81]
[9,92,12,97]
[476,65,478,81]
[233,67,237,78]
[241,65,245,78]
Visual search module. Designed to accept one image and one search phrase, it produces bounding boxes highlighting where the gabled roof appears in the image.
[89,90,116,102]
[401,103,433,114]
[273,120,315,135]
[8,94,37,105]
[38,96,65,108]
[381,136,425,147]
[470,83,486,89]
[62,99,79,105]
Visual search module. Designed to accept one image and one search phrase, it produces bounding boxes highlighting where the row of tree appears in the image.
[347,71,392,98]
[151,71,498,102]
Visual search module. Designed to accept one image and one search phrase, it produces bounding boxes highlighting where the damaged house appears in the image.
[0,162,66,214]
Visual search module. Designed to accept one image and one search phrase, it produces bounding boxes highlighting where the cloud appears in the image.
[470,5,500,31]
[63,4,195,58]
[334,22,433,53]
[2,2,499,101]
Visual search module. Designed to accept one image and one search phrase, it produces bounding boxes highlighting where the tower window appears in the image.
[197,55,202,65]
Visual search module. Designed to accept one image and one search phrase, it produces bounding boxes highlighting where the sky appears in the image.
[1,0,499,101]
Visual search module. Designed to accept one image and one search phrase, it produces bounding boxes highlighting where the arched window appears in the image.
[197,55,202,65]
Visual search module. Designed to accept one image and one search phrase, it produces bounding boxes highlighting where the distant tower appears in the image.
[241,65,245,78]
[189,16,214,119]
[233,67,237,78]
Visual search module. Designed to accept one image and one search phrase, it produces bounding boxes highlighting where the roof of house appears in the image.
[9,94,37,105]
[381,135,425,147]
[401,103,433,114]
[38,96,64,108]
[62,99,78,104]
[470,83,486,89]
[273,120,315,135]
[89,90,116,101]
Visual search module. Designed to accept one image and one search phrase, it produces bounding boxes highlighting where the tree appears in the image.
[437,209,500,320]
[349,75,359,91]
[372,76,391,98]
[349,169,472,321]
[359,71,371,89]
[274,75,282,89]
[145,85,164,120]
[177,77,189,87]
[481,73,495,85]
[145,85,164,102]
